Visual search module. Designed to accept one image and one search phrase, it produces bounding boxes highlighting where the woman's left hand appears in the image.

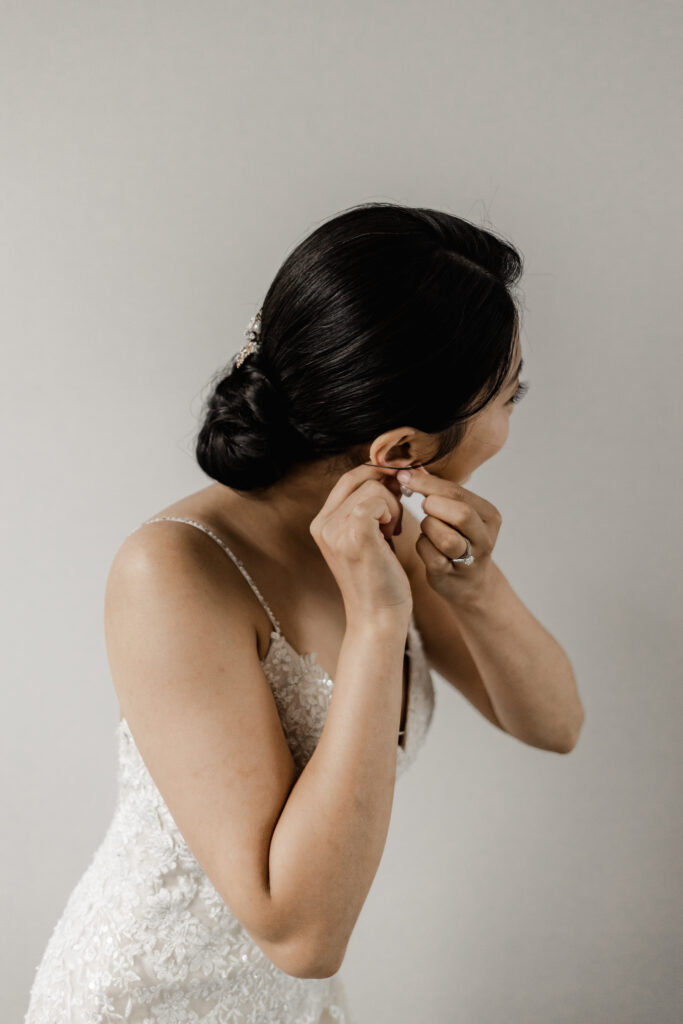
[396,465,502,605]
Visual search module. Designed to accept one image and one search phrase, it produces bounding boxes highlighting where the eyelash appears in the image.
[508,379,530,405]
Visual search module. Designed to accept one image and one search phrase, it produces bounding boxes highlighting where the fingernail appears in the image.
[397,470,412,483]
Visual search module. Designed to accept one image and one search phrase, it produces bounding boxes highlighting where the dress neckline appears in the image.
[121,516,417,757]
[259,616,414,752]
[118,617,417,756]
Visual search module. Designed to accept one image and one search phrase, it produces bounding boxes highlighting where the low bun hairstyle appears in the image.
[195,201,524,494]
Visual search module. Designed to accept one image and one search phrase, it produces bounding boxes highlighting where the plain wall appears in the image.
[3,2,681,1021]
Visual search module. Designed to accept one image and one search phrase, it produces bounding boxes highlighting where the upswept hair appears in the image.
[196,201,523,493]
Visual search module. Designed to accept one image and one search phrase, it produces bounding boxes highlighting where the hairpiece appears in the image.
[234,309,262,368]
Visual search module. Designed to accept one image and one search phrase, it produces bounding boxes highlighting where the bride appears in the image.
[25,200,584,1024]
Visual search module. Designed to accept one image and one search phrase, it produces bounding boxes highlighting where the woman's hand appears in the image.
[310,464,413,620]
[397,465,502,606]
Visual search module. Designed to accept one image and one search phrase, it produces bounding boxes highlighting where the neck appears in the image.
[208,460,347,563]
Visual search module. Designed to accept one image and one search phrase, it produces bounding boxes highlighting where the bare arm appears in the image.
[448,560,585,752]
[394,472,584,752]
[267,611,409,975]
[106,526,408,981]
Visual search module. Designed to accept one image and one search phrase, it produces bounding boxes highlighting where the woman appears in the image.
[25,201,584,1023]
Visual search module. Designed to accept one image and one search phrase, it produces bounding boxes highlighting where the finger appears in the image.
[419,493,485,545]
[419,515,478,561]
[349,493,398,544]
[351,495,393,523]
[322,462,402,513]
[378,473,405,535]
[345,479,402,534]
[398,467,499,523]
[415,531,459,574]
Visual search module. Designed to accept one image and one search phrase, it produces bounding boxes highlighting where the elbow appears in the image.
[268,930,347,980]
[279,943,346,980]
[253,894,348,979]
[554,705,586,754]
[233,893,348,979]
[289,957,345,980]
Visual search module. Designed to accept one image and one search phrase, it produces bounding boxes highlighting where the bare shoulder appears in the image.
[111,511,230,577]
[111,487,227,570]
[102,515,312,968]
[105,514,264,690]
[110,485,256,596]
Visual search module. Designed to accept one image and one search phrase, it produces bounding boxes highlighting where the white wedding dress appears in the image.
[25,516,436,1024]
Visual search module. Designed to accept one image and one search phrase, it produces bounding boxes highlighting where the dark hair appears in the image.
[195,201,523,493]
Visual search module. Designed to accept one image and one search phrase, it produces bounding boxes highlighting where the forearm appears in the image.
[454,561,584,752]
[267,613,409,973]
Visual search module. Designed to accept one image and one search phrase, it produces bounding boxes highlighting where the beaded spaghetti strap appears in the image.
[127,516,283,636]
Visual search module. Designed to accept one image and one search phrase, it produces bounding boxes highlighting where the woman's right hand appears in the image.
[309,464,413,621]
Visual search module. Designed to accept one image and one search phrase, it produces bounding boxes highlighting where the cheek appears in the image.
[490,415,510,450]
[427,411,509,479]
[468,413,509,455]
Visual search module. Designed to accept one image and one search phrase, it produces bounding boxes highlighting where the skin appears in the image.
[192,328,523,557]
[108,327,581,984]
[141,333,525,693]
[121,329,584,760]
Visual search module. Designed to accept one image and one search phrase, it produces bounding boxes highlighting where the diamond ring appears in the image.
[449,537,475,566]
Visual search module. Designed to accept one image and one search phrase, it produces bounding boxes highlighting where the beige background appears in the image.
[3,2,682,1022]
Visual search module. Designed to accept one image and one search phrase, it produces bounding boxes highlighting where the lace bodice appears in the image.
[25,516,436,1024]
